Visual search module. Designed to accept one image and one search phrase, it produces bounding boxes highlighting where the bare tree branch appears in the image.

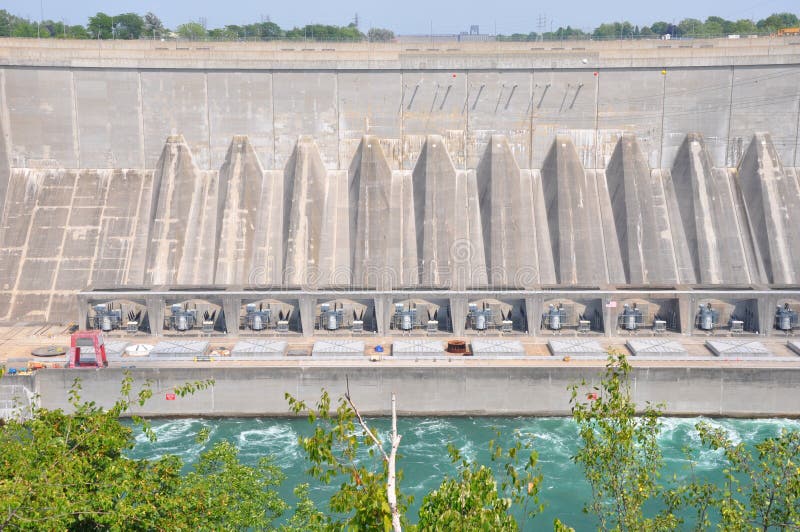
[344,376,402,532]
[344,376,389,462]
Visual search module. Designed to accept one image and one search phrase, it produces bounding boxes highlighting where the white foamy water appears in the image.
[127,416,800,529]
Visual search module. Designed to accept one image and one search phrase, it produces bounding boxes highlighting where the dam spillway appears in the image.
[0,38,799,328]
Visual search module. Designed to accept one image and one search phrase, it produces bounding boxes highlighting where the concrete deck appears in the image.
[2,325,798,417]
[3,326,799,368]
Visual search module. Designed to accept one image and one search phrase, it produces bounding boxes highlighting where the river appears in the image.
[129,416,800,528]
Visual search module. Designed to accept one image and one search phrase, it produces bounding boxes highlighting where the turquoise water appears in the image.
[128,416,800,528]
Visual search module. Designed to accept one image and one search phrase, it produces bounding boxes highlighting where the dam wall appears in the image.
[23,365,800,417]
[2,38,798,172]
[0,38,799,322]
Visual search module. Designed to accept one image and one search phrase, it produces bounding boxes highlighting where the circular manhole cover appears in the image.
[31,346,66,357]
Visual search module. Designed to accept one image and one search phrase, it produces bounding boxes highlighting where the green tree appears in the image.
[368,27,395,42]
[39,20,61,38]
[208,27,229,39]
[213,22,285,41]
[60,23,90,39]
[565,350,678,530]
[143,12,165,38]
[497,32,540,41]
[418,439,542,530]
[0,9,34,37]
[208,25,241,40]
[286,389,409,530]
[10,20,39,37]
[34,20,89,39]
[87,12,113,39]
[731,19,758,34]
[285,24,365,41]
[678,18,705,36]
[288,388,543,530]
[0,375,289,529]
[703,16,729,36]
[650,21,675,36]
[543,26,586,40]
[280,483,327,530]
[111,13,144,39]
[419,448,517,530]
[177,22,207,40]
[593,23,617,38]
[87,12,143,39]
[593,21,637,39]
[254,21,284,40]
[757,12,800,32]
[0,10,14,36]
[675,423,800,530]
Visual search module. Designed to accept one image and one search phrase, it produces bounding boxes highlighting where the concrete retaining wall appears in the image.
[0,373,34,419]
[29,366,800,417]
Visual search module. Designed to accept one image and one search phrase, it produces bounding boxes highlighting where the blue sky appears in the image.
[5,0,798,34]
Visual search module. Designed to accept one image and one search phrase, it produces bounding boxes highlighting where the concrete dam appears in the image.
[0,37,799,334]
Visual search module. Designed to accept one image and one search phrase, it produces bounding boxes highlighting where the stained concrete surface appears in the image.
[392,339,445,357]
[312,339,365,358]
[548,339,606,357]
[627,339,688,357]
[706,339,771,357]
[24,364,800,417]
[149,340,209,358]
[0,39,798,323]
[231,339,288,358]
[470,339,525,358]
[788,341,800,356]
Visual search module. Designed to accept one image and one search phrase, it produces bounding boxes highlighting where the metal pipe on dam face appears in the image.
[0,38,799,323]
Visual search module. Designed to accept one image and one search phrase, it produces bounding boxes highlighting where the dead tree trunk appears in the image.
[345,382,402,532]
[386,393,402,532]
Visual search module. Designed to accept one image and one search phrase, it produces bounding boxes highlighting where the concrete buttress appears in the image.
[478,134,555,287]
[413,135,487,289]
[145,135,219,286]
[350,136,417,289]
[283,137,328,288]
[541,135,625,285]
[735,133,800,285]
[606,133,694,285]
[670,134,766,285]
[215,136,266,285]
